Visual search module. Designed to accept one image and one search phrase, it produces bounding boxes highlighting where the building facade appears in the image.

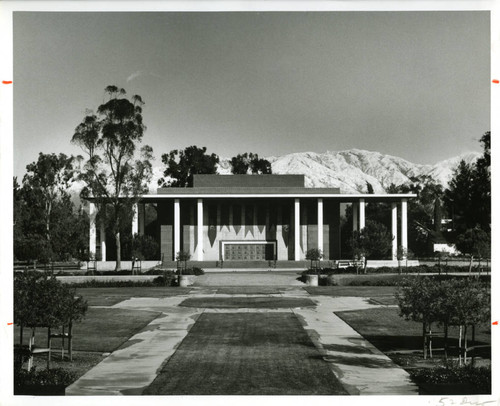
[89,174,415,263]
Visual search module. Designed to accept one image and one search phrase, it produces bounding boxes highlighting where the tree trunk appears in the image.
[458,325,463,365]
[468,255,473,275]
[68,322,73,361]
[47,327,51,370]
[443,323,449,360]
[423,322,427,359]
[471,324,476,366]
[429,324,433,358]
[20,326,24,346]
[363,257,367,274]
[464,324,467,365]
[46,199,52,242]
[115,231,121,271]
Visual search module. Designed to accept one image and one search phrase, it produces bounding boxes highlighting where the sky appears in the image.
[13,11,490,178]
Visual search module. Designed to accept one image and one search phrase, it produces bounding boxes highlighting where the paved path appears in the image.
[193,271,304,286]
[66,283,418,396]
[294,295,417,395]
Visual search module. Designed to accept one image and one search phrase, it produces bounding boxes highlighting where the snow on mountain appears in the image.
[87,149,481,196]
[267,149,481,193]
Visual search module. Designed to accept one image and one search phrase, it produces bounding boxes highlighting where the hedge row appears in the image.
[410,364,491,394]
[300,271,491,287]
[310,265,491,275]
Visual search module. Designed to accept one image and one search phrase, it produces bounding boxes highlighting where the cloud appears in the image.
[126,70,144,82]
[127,71,164,82]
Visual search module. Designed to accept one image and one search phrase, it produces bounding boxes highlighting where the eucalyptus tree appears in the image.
[158,145,219,188]
[230,152,272,174]
[72,85,153,271]
[22,153,75,244]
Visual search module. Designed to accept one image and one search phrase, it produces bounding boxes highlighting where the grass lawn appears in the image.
[215,287,289,295]
[15,307,162,353]
[305,286,397,297]
[179,296,315,308]
[144,312,347,395]
[75,287,191,306]
[336,307,491,360]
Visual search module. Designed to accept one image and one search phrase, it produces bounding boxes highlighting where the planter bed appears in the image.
[56,275,159,284]
[15,384,66,396]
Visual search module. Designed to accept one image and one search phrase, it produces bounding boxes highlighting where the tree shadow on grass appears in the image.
[363,335,491,358]
[322,343,376,354]
[323,354,395,368]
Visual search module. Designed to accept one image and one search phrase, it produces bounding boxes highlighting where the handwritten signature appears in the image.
[437,397,498,406]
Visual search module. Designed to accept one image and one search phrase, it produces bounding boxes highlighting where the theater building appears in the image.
[89,174,415,264]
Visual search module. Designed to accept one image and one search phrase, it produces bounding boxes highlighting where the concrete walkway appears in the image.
[294,295,418,395]
[66,295,203,395]
[66,286,418,396]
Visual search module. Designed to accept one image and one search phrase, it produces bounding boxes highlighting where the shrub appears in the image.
[131,234,160,260]
[144,267,168,275]
[305,248,323,271]
[15,367,76,388]
[68,280,157,288]
[86,269,133,276]
[14,272,87,331]
[14,345,32,373]
[321,275,337,286]
[176,267,205,276]
[410,365,491,393]
[345,277,402,286]
[152,271,177,286]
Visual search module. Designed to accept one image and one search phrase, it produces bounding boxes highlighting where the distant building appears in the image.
[89,175,415,264]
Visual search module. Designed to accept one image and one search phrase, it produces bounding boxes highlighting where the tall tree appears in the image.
[385,175,444,256]
[455,227,490,273]
[444,131,490,233]
[158,146,219,187]
[72,85,153,271]
[22,153,75,244]
[230,152,272,174]
[349,220,393,272]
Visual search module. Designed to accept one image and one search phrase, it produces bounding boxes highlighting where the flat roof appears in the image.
[156,187,341,195]
[192,174,306,188]
[140,193,417,202]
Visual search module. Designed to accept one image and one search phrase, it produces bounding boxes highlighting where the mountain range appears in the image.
[159,149,480,194]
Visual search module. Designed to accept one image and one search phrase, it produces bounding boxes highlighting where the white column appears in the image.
[189,203,194,257]
[276,205,283,259]
[359,199,365,230]
[352,203,358,232]
[302,205,307,253]
[197,199,204,261]
[391,202,398,261]
[138,203,145,235]
[132,203,138,235]
[294,198,300,261]
[401,198,408,257]
[100,220,106,261]
[174,199,180,256]
[317,198,323,255]
[89,202,96,258]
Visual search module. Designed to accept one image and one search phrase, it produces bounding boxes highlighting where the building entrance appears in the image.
[223,242,275,261]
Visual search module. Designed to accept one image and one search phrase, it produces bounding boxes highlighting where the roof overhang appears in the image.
[137,193,417,202]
